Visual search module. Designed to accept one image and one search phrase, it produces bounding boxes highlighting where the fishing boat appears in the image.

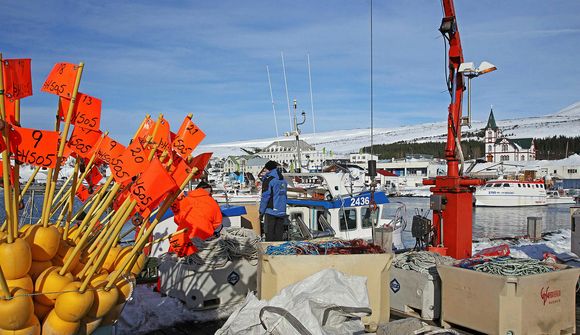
[212,188,260,205]
[474,179,547,207]
[546,190,576,205]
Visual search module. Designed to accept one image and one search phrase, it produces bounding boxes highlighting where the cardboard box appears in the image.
[437,264,580,334]
[241,204,261,236]
[258,242,393,331]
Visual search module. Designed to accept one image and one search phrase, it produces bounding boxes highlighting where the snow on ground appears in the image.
[196,101,580,157]
[473,229,574,259]
[117,284,238,335]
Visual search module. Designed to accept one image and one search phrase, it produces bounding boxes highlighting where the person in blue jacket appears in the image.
[259,160,288,241]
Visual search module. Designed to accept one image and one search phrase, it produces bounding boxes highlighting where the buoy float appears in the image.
[108,272,135,304]
[33,266,73,306]
[87,280,119,318]
[41,310,80,335]
[0,238,32,279]
[33,301,52,322]
[28,260,53,281]
[7,275,34,292]
[71,261,86,277]
[26,226,61,261]
[0,288,35,330]
[114,247,146,275]
[0,314,40,335]
[52,241,80,270]
[54,281,94,322]
[102,246,122,272]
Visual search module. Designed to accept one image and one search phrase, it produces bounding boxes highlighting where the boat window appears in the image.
[502,183,510,187]
[527,184,531,188]
[493,184,502,187]
[485,184,492,188]
[339,209,357,231]
[540,184,544,189]
[361,207,378,229]
[518,184,521,187]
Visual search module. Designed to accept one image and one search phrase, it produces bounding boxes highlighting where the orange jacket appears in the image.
[169,189,222,257]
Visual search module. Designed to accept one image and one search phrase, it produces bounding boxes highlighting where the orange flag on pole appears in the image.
[67,126,102,159]
[41,62,78,99]
[129,158,178,215]
[2,59,33,100]
[58,93,102,131]
[110,139,151,184]
[190,152,212,179]
[9,125,59,168]
[3,97,16,124]
[96,135,125,164]
[172,117,205,158]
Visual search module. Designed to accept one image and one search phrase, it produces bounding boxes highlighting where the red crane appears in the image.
[422,0,484,259]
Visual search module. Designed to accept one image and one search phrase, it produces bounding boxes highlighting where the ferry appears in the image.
[474,179,547,207]
[546,190,577,205]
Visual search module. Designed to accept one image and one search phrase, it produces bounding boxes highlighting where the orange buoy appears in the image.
[28,260,53,281]
[0,288,34,330]
[26,226,61,261]
[71,261,86,277]
[33,266,73,306]
[52,242,80,271]
[0,238,32,279]
[87,280,119,318]
[0,313,40,335]
[41,310,80,335]
[7,275,34,292]
[90,272,109,286]
[54,281,94,322]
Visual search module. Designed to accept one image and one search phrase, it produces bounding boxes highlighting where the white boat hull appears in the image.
[546,197,576,205]
[475,180,547,207]
[475,194,547,207]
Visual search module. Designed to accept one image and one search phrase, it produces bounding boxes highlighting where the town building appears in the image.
[259,139,328,171]
[484,109,536,163]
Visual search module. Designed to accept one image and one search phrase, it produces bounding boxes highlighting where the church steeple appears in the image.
[486,107,498,130]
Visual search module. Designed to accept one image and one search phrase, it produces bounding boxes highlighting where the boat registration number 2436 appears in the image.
[349,196,370,207]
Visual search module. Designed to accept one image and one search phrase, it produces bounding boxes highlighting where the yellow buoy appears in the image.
[26,225,61,261]
[0,238,32,279]
[33,266,73,306]
[114,248,146,276]
[87,280,119,319]
[0,314,40,335]
[89,272,109,286]
[103,246,122,272]
[7,275,34,292]
[107,272,135,304]
[52,242,80,271]
[0,288,35,330]
[41,310,80,335]
[78,316,102,335]
[71,261,86,277]
[28,260,53,281]
[54,281,94,322]
[33,301,52,323]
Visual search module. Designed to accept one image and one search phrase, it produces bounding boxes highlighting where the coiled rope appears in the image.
[468,257,557,276]
[393,251,454,275]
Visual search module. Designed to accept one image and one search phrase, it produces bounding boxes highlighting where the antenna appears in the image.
[370,0,374,157]
[281,52,293,130]
[266,65,279,138]
[307,53,316,135]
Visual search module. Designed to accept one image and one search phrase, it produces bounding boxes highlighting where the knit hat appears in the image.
[264,160,279,171]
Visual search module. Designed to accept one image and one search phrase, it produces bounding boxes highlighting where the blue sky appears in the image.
[3,1,580,144]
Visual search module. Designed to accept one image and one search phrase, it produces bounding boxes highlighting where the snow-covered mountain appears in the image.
[197,102,580,158]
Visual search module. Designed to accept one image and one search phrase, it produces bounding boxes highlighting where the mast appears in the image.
[266,65,279,138]
[307,53,316,135]
[281,52,292,130]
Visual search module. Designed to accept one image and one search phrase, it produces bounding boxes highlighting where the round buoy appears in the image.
[108,272,135,303]
[28,260,53,281]
[71,261,86,277]
[54,281,94,322]
[0,313,40,335]
[33,266,73,306]
[26,226,61,261]
[33,301,52,323]
[19,224,32,235]
[0,238,32,279]
[78,316,102,335]
[52,242,80,271]
[87,281,119,318]
[41,310,80,335]
[0,288,35,330]
[7,275,34,292]
[103,246,122,272]
[114,248,146,276]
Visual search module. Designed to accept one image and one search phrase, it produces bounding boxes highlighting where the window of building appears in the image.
[567,169,578,174]
[488,145,492,152]
[521,155,525,161]
[361,208,378,229]
[502,144,508,152]
[339,209,357,231]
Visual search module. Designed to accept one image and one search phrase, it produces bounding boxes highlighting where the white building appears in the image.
[259,140,327,171]
[484,109,536,163]
[349,153,379,168]
[223,155,252,173]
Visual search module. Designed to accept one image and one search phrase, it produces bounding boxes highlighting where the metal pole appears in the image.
[307,54,316,135]
[281,52,292,130]
[266,65,280,138]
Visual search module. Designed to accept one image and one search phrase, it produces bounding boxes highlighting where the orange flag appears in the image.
[67,126,102,159]
[172,117,205,158]
[110,139,151,184]
[9,125,59,168]
[137,117,171,152]
[41,62,78,98]
[0,160,16,184]
[3,97,16,124]
[85,165,103,187]
[75,184,91,202]
[96,135,125,164]
[129,158,178,215]
[58,93,101,131]
[2,59,32,100]
[190,152,212,179]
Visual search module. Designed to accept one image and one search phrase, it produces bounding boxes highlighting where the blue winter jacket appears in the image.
[259,168,288,217]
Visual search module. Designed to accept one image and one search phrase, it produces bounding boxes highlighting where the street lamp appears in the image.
[458,61,497,128]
